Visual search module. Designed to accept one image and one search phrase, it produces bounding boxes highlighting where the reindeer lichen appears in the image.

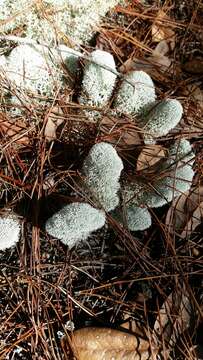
[79,50,117,115]
[45,202,106,247]
[114,70,156,115]
[82,142,123,212]
[142,99,183,144]
[0,214,21,251]
[0,0,119,45]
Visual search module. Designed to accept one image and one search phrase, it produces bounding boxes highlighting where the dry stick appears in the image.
[0,34,142,88]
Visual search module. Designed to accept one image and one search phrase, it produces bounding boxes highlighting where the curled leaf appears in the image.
[148,54,171,71]
[153,288,192,349]
[0,114,29,145]
[153,40,169,56]
[137,145,166,171]
[184,84,203,110]
[165,186,203,238]
[44,106,64,141]
[151,10,175,48]
[180,201,203,238]
[100,116,142,147]
[65,327,158,360]
[182,58,203,74]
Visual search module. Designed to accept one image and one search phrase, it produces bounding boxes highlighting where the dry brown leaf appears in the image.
[148,40,171,71]
[121,313,146,336]
[152,24,166,43]
[182,58,203,74]
[180,201,203,238]
[67,327,158,360]
[119,41,171,77]
[153,40,169,56]
[153,289,192,349]
[187,345,203,360]
[165,186,203,237]
[0,117,29,145]
[44,106,64,141]
[148,54,171,71]
[151,10,175,47]
[100,116,142,147]
[119,58,153,74]
[184,84,203,110]
[137,145,166,171]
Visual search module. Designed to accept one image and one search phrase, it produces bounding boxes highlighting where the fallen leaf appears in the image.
[184,84,203,110]
[44,106,64,141]
[182,58,203,74]
[66,327,158,360]
[121,313,146,336]
[119,45,171,77]
[100,116,142,147]
[153,40,169,56]
[153,288,192,349]
[165,186,203,237]
[180,201,203,238]
[119,58,153,74]
[137,145,166,171]
[151,10,175,48]
[148,54,171,71]
[0,114,29,145]
[152,24,166,43]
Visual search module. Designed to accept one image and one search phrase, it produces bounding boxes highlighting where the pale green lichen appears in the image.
[45,202,106,247]
[123,139,195,211]
[79,52,182,141]
[82,142,123,212]
[0,214,21,251]
[79,50,117,116]
[124,205,152,231]
[4,44,61,96]
[114,70,156,115]
[0,0,119,46]
[166,138,195,167]
[142,99,183,144]
[1,43,79,107]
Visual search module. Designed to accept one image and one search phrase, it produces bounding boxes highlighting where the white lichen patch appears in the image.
[125,205,152,231]
[82,142,123,211]
[4,44,61,97]
[114,70,156,115]
[166,138,195,166]
[0,55,7,67]
[161,164,195,200]
[0,0,119,46]
[123,139,195,210]
[1,43,79,110]
[45,202,106,247]
[79,50,117,119]
[123,181,171,209]
[0,214,21,251]
[143,99,183,144]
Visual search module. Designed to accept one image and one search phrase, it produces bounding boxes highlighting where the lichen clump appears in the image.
[82,142,124,212]
[79,50,117,110]
[45,50,194,244]
[114,70,156,115]
[45,142,124,246]
[5,44,60,96]
[79,50,183,145]
[0,43,79,109]
[45,203,106,248]
[0,0,119,46]
[123,139,195,230]
[0,214,21,251]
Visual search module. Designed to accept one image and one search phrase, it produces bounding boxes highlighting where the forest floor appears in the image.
[0,0,203,359]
